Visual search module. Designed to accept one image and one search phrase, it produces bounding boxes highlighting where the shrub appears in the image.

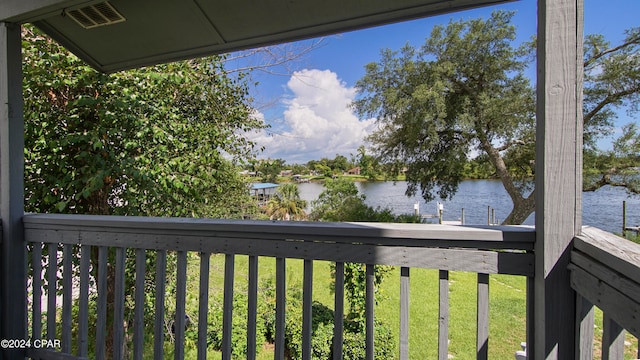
[342,320,395,360]
[207,291,266,359]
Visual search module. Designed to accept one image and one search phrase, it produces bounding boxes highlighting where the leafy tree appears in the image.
[462,155,497,179]
[583,27,640,148]
[310,178,420,223]
[353,145,381,180]
[23,26,263,218]
[254,158,286,183]
[584,123,640,193]
[354,11,639,224]
[310,178,368,221]
[265,183,308,220]
[354,11,535,224]
[581,26,640,193]
[330,154,351,173]
[289,163,308,175]
[22,25,263,357]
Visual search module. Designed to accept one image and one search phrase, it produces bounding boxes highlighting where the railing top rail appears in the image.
[575,226,640,281]
[570,226,640,338]
[24,213,535,247]
[24,213,535,275]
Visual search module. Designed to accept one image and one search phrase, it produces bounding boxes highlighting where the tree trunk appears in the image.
[502,191,536,225]
[478,135,536,225]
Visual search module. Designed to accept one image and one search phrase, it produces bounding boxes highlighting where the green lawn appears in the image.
[159,254,638,359]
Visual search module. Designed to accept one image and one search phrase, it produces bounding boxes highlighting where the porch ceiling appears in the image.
[3,0,513,73]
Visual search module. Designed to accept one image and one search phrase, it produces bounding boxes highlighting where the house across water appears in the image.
[250,183,279,206]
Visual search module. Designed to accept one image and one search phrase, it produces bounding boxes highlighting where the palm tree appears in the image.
[265,183,308,220]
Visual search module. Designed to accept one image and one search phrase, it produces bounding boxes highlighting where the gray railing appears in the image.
[23,213,535,360]
[570,226,640,360]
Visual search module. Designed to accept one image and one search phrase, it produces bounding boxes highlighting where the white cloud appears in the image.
[249,69,375,163]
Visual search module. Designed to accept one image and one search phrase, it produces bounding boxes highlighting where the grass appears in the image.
[174,255,532,359]
[174,255,639,359]
[53,251,637,359]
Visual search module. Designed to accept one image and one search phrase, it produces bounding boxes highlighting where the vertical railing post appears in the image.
[574,294,594,360]
[275,258,286,360]
[399,267,410,360]
[246,255,258,360]
[302,260,313,360]
[198,253,211,360]
[602,315,625,360]
[476,274,489,360]
[133,248,146,360]
[222,254,235,360]
[0,21,26,360]
[154,250,167,360]
[438,270,449,360]
[333,262,345,360]
[365,264,375,360]
[175,251,188,360]
[535,0,583,358]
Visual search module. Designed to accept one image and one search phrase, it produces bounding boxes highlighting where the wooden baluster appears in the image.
[78,245,91,357]
[247,255,258,360]
[302,260,313,360]
[333,262,345,360]
[602,314,625,360]
[275,258,286,360]
[46,243,57,343]
[575,294,594,360]
[133,248,146,360]
[154,250,167,360]
[113,247,126,360]
[438,270,449,360]
[400,267,410,360]
[95,246,108,360]
[61,244,72,353]
[366,264,375,360]
[222,254,235,360]
[198,252,211,360]
[31,243,42,341]
[175,251,188,360]
[476,273,489,360]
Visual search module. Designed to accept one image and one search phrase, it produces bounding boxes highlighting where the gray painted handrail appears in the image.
[24,214,539,360]
[23,214,535,276]
[570,226,640,358]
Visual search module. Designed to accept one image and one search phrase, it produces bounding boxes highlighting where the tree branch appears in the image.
[494,139,526,152]
[584,33,640,68]
[584,83,640,124]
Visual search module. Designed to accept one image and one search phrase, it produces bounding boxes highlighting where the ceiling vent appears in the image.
[66,2,125,29]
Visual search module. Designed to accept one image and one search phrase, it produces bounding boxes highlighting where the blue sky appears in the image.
[239,0,639,163]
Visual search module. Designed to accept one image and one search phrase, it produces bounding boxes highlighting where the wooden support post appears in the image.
[487,206,491,225]
[534,0,583,359]
[622,201,627,238]
[0,21,26,360]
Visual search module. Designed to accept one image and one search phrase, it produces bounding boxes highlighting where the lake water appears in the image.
[297,180,640,233]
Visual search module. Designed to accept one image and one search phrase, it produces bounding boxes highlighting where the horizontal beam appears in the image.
[23,213,535,247]
[23,214,535,275]
[569,264,639,338]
